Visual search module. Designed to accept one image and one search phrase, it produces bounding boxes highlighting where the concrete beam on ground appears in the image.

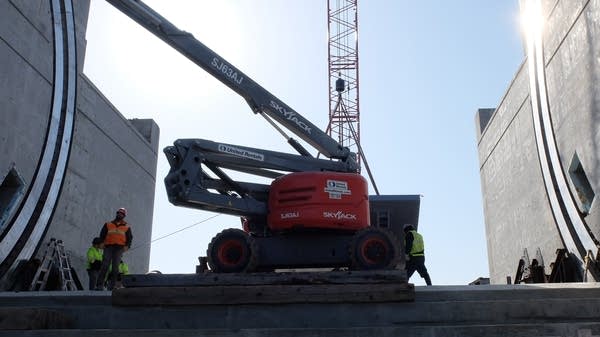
[2,283,600,336]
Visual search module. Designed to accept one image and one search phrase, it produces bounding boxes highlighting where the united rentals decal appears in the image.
[324,180,351,199]
[218,144,264,161]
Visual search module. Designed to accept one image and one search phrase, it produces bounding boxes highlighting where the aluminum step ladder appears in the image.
[29,238,77,291]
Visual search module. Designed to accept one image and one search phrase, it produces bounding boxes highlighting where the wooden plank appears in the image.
[123,270,408,288]
[112,283,415,306]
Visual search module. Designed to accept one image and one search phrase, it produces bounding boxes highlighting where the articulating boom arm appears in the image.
[106,0,357,168]
[163,139,355,217]
[106,0,361,217]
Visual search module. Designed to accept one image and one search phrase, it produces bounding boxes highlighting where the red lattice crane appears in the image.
[327,0,379,193]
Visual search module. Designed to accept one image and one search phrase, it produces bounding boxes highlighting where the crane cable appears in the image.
[128,213,221,252]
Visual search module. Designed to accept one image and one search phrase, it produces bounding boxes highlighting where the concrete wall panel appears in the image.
[0,1,53,237]
[41,75,158,279]
[476,63,528,164]
[0,1,53,81]
[9,0,53,42]
[0,42,51,187]
[0,0,158,289]
[480,99,562,283]
[477,0,600,283]
[545,0,600,235]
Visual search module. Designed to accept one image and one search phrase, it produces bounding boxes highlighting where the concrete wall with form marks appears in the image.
[475,0,600,284]
[0,0,159,290]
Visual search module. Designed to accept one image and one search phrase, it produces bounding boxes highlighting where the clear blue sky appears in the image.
[84,0,524,285]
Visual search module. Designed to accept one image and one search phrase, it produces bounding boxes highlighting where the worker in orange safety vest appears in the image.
[95,207,132,290]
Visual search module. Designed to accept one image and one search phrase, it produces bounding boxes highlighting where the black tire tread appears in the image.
[207,228,259,273]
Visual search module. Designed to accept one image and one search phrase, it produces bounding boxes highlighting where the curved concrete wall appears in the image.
[476,0,600,284]
[0,0,159,289]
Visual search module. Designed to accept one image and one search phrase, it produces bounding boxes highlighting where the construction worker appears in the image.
[86,237,104,290]
[116,259,129,289]
[96,207,132,290]
[106,259,129,289]
[403,224,432,286]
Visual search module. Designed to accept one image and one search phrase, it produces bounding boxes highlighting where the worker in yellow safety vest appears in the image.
[403,224,432,285]
[106,259,129,289]
[95,207,133,290]
[86,237,104,290]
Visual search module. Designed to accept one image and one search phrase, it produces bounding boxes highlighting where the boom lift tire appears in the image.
[207,228,259,273]
[349,227,400,270]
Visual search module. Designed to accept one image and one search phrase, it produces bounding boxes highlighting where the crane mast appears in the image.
[327,0,379,194]
[327,0,361,170]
